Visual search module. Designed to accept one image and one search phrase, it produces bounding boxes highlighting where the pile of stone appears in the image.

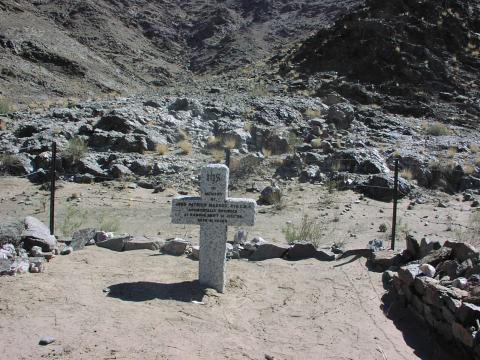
[0,216,59,275]
[160,232,336,262]
[0,217,165,276]
[384,236,480,358]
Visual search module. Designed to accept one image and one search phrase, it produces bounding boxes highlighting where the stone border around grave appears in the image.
[160,238,337,262]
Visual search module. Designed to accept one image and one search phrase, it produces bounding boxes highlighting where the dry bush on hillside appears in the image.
[156,144,169,156]
[64,136,88,163]
[178,140,192,155]
[0,99,10,114]
[211,149,225,163]
[400,168,414,180]
[311,138,322,149]
[423,122,452,136]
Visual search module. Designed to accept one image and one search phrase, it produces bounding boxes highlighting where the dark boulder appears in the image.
[358,174,410,202]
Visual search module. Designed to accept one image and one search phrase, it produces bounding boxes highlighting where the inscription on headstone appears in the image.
[171,164,256,292]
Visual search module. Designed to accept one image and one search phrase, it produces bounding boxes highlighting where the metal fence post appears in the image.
[49,141,57,236]
[391,158,399,250]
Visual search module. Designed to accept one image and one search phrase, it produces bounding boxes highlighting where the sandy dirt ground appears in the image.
[0,176,475,359]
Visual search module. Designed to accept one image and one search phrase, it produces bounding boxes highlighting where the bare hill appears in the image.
[0,0,361,103]
[276,0,480,124]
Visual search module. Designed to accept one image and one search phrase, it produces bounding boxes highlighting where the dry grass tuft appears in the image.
[282,215,326,247]
[64,137,88,163]
[178,128,190,141]
[262,147,272,158]
[423,122,452,136]
[0,99,10,114]
[400,168,414,180]
[447,147,457,158]
[222,135,237,150]
[304,108,322,118]
[464,164,476,175]
[311,138,322,149]
[469,143,480,154]
[211,149,225,163]
[178,140,192,155]
[229,157,242,172]
[207,135,220,147]
[156,144,169,156]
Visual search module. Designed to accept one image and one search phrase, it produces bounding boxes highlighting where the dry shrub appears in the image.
[0,153,22,174]
[447,147,457,158]
[222,135,237,150]
[178,140,192,155]
[400,168,414,180]
[469,143,480,154]
[262,147,272,158]
[243,121,252,132]
[178,128,190,141]
[0,99,10,114]
[455,211,480,248]
[58,205,87,237]
[229,157,241,172]
[311,138,322,149]
[211,149,225,163]
[64,136,88,163]
[464,164,476,175]
[304,108,321,118]
[270,157,284,167]
[156,143,169,156]
[423,122,452,136]
[207,135,220,147]
[288,131,302,154]
[282,215,326,247]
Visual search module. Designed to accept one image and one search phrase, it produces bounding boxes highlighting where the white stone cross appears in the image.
[171,164,256,293]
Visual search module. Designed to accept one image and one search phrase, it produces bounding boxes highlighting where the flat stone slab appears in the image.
[249,243,288,261]
[71,228,97,250]
[161,238,190,256]
[96,235,131,252]
[124,236,163,251]
[287,242,318,261]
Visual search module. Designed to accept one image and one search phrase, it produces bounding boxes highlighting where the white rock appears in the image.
[452,277,468,290]
[419,263,436,278]
[2,244,15,256]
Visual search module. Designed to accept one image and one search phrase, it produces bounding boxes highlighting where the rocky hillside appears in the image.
[0,0,361,103]
[277,0,480,126]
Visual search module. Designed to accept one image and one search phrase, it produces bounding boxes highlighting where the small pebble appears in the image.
[60,246,73,255]
[39,336,55,346]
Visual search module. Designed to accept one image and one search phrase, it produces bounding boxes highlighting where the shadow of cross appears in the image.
[171,164,256,293]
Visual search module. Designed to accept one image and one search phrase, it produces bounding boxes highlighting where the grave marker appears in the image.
[171,164,256,292]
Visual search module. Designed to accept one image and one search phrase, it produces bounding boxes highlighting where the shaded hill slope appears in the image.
[0,0,362,102]
[277,0,480,123]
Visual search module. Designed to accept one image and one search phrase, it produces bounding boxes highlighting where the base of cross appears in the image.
[199,223,228,292]
[171,164,257,293]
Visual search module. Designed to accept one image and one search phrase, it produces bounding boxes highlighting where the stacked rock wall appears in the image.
[385,239,480,358]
